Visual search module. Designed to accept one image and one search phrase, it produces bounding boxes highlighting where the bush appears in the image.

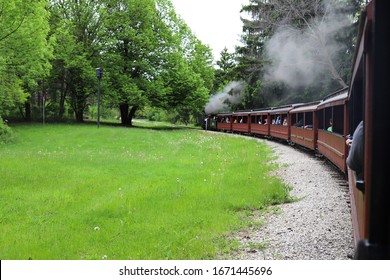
[0,117,15,144]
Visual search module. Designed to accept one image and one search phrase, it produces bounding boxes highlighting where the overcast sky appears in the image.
[170,0,249,62]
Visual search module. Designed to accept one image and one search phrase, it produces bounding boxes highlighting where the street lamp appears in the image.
[96,67,103,128]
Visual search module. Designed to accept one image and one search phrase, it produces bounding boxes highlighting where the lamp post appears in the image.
[96,68,103,128]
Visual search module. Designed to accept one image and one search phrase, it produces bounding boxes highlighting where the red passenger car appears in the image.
[316,88,349,172]
[216,113,232,132]
[250,108,270,136]
[231,111,251,134]
[290,101,320,150]
[269,104,297,141]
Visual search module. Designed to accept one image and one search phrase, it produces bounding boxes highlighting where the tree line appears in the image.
[1,0,215,126]
[0,0,366,127]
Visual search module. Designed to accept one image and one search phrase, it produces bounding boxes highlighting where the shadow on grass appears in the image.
[85,120,201,131]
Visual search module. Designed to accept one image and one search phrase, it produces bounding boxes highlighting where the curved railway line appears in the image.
[217,137,354,260]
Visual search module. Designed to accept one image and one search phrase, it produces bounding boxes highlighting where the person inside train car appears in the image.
[275,116,281,125]
[226,117,230,123]
[327,118,333,132]
[283,118,287,126]
[346,120,364,179]
[296,119,304,127]
[264,118,268,125]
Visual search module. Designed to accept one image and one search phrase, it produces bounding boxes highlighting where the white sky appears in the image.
[170,0,249,62]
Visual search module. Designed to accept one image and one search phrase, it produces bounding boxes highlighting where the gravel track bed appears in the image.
[224,138,355,260]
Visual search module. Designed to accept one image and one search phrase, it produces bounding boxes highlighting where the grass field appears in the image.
[0,123,290,260]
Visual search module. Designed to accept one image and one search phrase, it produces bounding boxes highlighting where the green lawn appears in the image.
[0,123,290,260]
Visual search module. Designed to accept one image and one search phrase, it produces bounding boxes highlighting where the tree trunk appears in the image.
[75,109,84,123]
[128,105,138,126]
[24,101,31,121]
[120,104,130,125]
[59,74,67,120]
[120,104,138,126]
[59,93,66,120]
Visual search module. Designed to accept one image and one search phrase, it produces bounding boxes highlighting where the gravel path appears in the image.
[224,138,355,260]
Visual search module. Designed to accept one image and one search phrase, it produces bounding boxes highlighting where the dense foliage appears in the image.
[0,0,52,118]
[1,0,214,125]
[0,118,14,144]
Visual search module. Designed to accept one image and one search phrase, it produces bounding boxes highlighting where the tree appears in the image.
[47,0,103,122]
[101,0,214,126]
[0,0,53,118]
[213,47,237,92]
[163,40,214,124]
[100,0,163,125]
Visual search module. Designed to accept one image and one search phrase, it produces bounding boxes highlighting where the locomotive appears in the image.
[205,0,389,259]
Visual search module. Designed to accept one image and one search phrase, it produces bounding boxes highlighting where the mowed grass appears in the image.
[0,123,290,260]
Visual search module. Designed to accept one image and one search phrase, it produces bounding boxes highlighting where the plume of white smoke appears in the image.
[205,81,245,114]
[264,1,352,88]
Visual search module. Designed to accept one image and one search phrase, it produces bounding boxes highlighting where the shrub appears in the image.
[0,117,15,144]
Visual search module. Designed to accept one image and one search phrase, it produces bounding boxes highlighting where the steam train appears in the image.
[205,0,389,259]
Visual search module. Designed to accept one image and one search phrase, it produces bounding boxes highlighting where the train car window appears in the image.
[291,114,297,126]
[318,110,324,129]
[324,108,333,131]
[251,116,256,124]
[281,114,288,126]
[349,83,365,131]
[271,114,282,125]
[304,112,313,128]
[298,112,304,127]
[333,106,344,135]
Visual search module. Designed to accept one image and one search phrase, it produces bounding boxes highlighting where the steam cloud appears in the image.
[264,1,352,88]
[205,81,245,114]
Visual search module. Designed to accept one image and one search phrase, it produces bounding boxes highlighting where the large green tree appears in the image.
[102,0,213,126]
[0,0,52,118]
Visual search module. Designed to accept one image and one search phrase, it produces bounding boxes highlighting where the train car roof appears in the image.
[232,110,252,116]
[269,103,304,114]
[317,88,348,109]
[216,112,233,116]
[250,108,272,114]
[290,101,321,113]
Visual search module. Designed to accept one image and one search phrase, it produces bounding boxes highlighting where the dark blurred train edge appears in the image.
[350,0,390,260]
